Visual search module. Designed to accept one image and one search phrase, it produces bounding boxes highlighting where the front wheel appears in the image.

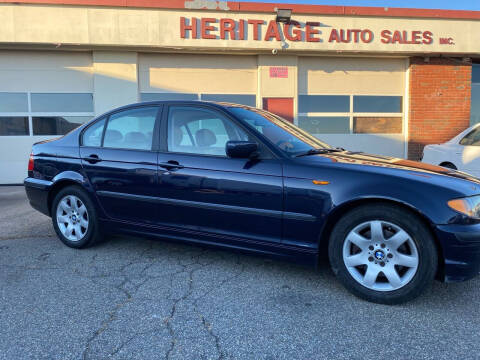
[328,204,438,304]
[52,185,102,248]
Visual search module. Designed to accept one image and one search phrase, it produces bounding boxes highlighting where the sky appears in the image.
[238,0,480,11]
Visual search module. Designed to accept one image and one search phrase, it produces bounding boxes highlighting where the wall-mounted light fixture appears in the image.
[275,8,292,23]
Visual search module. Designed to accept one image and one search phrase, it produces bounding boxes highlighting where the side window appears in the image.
[82,118,106,147]
[103,107,158,150]
[460,128,480,146]
[167,106,249,156]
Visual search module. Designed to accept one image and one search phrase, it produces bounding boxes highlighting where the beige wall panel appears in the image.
[259,55,297,98]
[118,11,160,45]
[139,54,257,94]
[87,9,120,45]
[0,51,93,92]
[0,6,14,42]
[299,57,405,95]
[93,51,138,114]
[13,6,89,43]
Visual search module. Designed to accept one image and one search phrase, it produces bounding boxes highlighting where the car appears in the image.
[24,101,480,304]
[422,123,480,177]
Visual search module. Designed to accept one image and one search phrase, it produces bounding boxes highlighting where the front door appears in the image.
[80,105,161,224]
[155,104,284,244]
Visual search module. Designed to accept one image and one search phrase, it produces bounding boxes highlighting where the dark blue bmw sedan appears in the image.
[24,101,480,304]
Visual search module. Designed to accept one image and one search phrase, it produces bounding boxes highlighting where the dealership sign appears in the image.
[180,17,454,45]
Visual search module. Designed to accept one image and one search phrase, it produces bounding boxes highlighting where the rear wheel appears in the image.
[52,186,102,248]
[328,204,437,304]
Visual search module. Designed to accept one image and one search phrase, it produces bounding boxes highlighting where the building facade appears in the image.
[0,0,479,183]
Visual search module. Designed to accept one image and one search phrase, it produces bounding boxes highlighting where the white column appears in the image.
[93,51,138,115]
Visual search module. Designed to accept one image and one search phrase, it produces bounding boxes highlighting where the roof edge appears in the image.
[0,0,479,20]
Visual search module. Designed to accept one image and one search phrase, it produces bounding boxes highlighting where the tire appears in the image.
[328,204,438,305]
[51,185,102,248]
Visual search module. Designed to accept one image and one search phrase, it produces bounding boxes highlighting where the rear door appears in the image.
[80,105,161,224]
[155,104,284,244]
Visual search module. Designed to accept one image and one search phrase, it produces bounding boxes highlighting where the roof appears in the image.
[0,0,479,21]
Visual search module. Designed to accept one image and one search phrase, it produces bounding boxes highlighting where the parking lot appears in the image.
[1,186,480,360]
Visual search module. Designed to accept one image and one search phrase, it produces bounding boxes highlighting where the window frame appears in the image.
[80,104,163,152]
[160,103,278,159]
[0,91,95,137]
[140,92,257,107]
[297,93,404,135]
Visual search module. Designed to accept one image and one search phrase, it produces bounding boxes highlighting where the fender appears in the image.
[47,171,105,217]
[52,170,87,186]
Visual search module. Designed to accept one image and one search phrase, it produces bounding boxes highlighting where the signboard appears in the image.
[269,66,288,78]
[179,17,456,47]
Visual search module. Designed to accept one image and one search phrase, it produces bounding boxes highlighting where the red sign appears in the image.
[269,67,288,78]
[179,17,448,46]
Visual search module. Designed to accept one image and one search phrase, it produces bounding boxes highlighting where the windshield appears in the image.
[227,107,331,156]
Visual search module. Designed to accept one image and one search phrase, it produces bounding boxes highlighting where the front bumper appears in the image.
[24,177,52,217]
[435,223,480,282]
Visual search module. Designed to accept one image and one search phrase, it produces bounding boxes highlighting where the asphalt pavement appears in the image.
[1,186,479,360]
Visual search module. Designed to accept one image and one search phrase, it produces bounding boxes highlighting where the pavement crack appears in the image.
[200,315,224,360]
[82,275,132,360]
[191,256,245,360]
[164,250,214,360]
[81,247,160,360]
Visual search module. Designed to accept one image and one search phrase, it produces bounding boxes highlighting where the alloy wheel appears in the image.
[56,195,89,242]
[342,220,419,292]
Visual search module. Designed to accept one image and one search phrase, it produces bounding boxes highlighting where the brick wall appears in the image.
[408,57,471,160]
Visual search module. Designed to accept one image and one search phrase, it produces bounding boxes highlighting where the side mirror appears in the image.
[226,141,258,159]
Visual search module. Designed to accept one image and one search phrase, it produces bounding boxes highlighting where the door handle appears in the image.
[83,154,101,164]
[159,160,184,170]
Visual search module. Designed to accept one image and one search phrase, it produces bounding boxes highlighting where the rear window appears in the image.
[82,118,105,147]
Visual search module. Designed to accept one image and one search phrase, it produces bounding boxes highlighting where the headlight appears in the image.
[447,195,480,218]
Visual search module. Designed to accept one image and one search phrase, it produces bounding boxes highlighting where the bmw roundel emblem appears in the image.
[374,250,385,260]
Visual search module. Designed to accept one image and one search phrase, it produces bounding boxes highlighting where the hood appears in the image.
[302,151,480,185]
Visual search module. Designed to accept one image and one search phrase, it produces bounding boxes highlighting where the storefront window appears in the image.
[471,63,480,125]
[353,117,402,134]
[140,92,257,107]
[0,93,28,112]
[0,93,95,137]
[31,93,93,112]
[141,93,198,101]
[353,96,402,113]
[200,94,256,107]
[31,93,94,112]
[298,94,403,135]
[0,117,29,136]
[32,116,92,136]
[298,95,350,113]
[298,116,350,134]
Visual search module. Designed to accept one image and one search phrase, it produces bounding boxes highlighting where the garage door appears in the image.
[0,51,94,184]
[298,57,407,158]
[139,54,257,106]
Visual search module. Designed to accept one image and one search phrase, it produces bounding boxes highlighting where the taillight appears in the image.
[28,152,34,172]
